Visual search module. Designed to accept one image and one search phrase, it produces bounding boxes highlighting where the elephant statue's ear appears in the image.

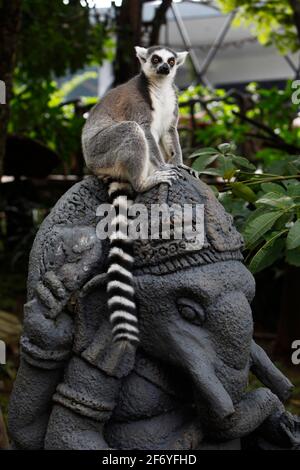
[78,272,136,378]
[81,314,137,378]
[78,272,137,378]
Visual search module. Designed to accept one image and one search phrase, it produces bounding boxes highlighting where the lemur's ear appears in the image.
[135,46,148,63]
[176,51,189,67]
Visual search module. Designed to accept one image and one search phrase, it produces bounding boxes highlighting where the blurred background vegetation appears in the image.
[1,0,300,441]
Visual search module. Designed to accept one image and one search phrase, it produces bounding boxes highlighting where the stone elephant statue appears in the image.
[8,171,300,450]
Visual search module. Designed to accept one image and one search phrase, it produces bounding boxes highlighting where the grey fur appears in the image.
[82,46,186,192]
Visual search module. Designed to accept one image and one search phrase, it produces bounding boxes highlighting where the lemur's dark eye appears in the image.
[151,55,161,64]
[168,58,175,67]
[177,298,206,326]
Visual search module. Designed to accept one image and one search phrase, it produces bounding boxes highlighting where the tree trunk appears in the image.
[149,0,173,46]
[289,0,300,46]
[113,0,173,85]
[113,0,142,85]
[0,0,22,179]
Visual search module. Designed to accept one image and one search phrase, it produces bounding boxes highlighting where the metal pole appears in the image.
[284,54,300,79]
[171,2,212,88]
[199,10,236,76]
[284,55,297,73]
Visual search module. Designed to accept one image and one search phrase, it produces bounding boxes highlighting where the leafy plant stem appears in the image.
[224,174,300,190]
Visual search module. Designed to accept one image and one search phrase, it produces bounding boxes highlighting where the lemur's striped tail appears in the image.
[107,181,139,345]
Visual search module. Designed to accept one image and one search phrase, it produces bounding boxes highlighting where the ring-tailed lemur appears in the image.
[82,45,196,345]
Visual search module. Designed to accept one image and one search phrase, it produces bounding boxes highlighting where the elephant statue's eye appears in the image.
[177,298,206,326]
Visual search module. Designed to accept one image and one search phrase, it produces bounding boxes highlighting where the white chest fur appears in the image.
[149,81,176,143]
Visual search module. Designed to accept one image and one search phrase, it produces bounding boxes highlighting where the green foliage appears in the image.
[191,143,300,274]
[217,0,299,54]
[189,142,255,179]
[179,86,248,148]
[8,72,98,168]
[18,0,110,81]
[179,81,300,156]
[287,219,300,249]
[7,0,112,171]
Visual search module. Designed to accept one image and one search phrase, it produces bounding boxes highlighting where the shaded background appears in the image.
[1,0,300,447]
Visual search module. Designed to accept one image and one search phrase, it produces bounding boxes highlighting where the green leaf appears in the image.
[231,182,257,203]
[290,156,300,170]
[256,192,294,209]
[194,168,223,176]
[210,185,219,197]
[188,147,218,159]
[245,206,267,224]
[191,153,219,171]
[261,182,286,195]
[286,247,300,267]
[218,143,232,154]
[231,155,256,171]
[249,232,285,273]
[273,212,293,231]
[217,154,236,179]
[286,182,300,197]
[223,167,237,180]
[286,219,300,249]
[243,210,284,248]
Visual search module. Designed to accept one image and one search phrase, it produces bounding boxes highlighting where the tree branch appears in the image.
[113,0,142,85]
[244,132,300,154]
[149,0,172,46]
[232,110,283,140]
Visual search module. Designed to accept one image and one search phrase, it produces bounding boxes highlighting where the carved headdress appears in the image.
[132,170,244,275]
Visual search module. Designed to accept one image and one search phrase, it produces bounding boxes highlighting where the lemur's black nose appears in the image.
[157,63,170,75]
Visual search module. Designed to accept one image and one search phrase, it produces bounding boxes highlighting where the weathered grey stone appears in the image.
[8,171,300,450]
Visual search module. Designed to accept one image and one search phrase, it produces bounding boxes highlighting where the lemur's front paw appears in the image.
[177,163,201,180]
[178,163,193,172]
[154,168,179,186]
[163,164,185,177]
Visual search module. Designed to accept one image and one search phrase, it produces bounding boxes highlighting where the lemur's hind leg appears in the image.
[83,121,179,192]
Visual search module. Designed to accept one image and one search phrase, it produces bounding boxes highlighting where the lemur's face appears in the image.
[135,46,188,81]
